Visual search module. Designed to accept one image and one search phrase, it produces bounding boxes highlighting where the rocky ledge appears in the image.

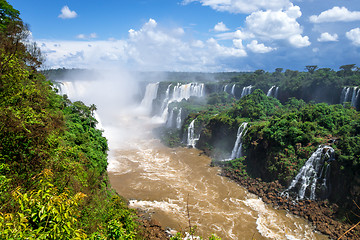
[221,169,360,240]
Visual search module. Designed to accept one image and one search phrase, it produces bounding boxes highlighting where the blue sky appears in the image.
[10,0,360,72]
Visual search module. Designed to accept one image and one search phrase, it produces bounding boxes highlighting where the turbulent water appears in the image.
[60,79,327,240]
[107,115,327,240]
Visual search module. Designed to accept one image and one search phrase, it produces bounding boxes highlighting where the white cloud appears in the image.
[317,32,338,42]
[310,6,360,23]
[346,28,360,46]
[191,40,205,48]
[76,33,98,40]
[214,22,229,32]
[207,38,247,57]
[244,5,310,48]
[216,29,254,40]
[173,28,185,36]
[58,6,77,19]
[246,7,302,40]
[289,34,311,48]
[233,39,244,49]
[182,0,291,14]
[76,34,86,39]
[39,18,247,71]
[246,40,275,53]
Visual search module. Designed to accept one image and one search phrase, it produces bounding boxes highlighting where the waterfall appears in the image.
[241,85,253,98]
[285,145,335,200]
[274,87,279,98]
[224,84,229,93]
[355,89,360,108]
[140,82,159,114]
[267,86,275,97]
[231,84,236,95]
[351,87,360,108]
[160,84,172,114]
[161,82,205,124]
[230,122,248,159]
[187,119,199,148]
[340,87,350,104]
[267,86,279,98]
[57,81,103,129]
[176,108,182,129]
[340,86,360,108]
[166,107,175,128]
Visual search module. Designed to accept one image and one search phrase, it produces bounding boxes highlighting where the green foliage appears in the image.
[0,170,87,239]
[0,2,139,239]
[0,0,20,30]
[227,89,281,120]
[221,157,249,179]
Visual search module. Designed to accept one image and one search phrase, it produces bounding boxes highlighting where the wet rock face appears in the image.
[221,169,360,240]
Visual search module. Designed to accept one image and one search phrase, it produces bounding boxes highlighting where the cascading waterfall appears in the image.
[351,87,358,106]
[340,87,351,104]
[274,87,279,98]
[171,82,204,101]
[223,84,229,93]
[140,82,159,114]
[340,86,360,108]
[187,119,199,148]
[231,84,236,95]
[230,122,248,159]
[176,108,182,129]
[267,86,279,98]
[241,85,253,98]
[285,145,335,200]
[161,82,205,125]
[166,107,175,128]
[267,86,275,97]
[160,84,172,114]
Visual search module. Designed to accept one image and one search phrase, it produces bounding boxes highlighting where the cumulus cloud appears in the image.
[39,18,247,71]
[245,4,310,48]
[233,39,244,49]
[213,22,229,32]
[317,32,338,42]
[246,7,302,40]
[310,6,360,23]
[246,40,276,53]
[207,38,247,57]
[289,34,311,48]
[346,28,360,46]
[182,0,291,14]
[58,6,77,19]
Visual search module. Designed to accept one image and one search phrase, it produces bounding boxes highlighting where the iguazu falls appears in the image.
[2,0,360,239]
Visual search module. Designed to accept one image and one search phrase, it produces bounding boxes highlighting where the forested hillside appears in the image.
[156,84,360,238]
[0,1,140,238]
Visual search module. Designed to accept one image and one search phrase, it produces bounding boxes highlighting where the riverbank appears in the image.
[136,212,170,239]
[220,168,360,240]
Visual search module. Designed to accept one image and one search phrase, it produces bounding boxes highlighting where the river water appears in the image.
[58,79,327,239]
[106,114,327,240]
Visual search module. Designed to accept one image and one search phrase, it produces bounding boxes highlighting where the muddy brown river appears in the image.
[59,78,329,239]
[105,115,328,240]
